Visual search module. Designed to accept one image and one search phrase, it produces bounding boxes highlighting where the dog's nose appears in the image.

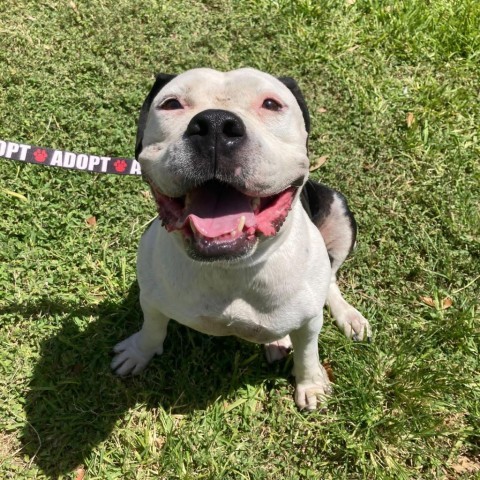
[186,109,246,157]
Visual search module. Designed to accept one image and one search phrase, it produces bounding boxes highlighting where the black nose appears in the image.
[185,109,246,158]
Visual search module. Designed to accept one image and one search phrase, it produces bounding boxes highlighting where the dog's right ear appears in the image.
[135,73,177,159]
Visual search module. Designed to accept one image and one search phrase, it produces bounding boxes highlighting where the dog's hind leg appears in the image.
[264,335,293,363]
[301,181,371,341]
[327,280,371,341]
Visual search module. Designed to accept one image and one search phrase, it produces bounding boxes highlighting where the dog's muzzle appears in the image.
[145,109,301,261]
[147,178,298,261]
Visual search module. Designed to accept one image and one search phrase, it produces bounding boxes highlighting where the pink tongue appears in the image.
[186,185,255,238]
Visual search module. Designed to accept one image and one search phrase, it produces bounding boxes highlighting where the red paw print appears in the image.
[113,159,128,173]
[33,149,48,163]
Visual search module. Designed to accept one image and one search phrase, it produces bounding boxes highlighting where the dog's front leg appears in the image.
[111,301,169,376]
[290,315,331,411]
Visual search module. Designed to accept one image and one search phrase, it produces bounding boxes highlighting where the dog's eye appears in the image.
[158,98,183,110]
[262,98,283,111]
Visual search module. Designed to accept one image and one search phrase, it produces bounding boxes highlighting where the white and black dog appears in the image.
[111,68,371,411]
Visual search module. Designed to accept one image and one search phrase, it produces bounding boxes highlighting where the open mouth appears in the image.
[148,179,297,260]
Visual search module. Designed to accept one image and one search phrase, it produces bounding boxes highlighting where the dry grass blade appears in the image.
[309,155,329,172]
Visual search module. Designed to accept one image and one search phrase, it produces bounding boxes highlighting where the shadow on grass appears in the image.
[13,282,274,477]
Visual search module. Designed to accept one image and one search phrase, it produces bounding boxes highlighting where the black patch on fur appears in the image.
[300,180,334,225]
[301,180,357,254]
[136,73,177,159]
[277,77,310,136]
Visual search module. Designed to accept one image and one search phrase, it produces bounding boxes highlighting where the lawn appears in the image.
[0,0,479,478]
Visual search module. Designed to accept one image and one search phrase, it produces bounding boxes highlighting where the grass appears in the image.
[0,0,479,478]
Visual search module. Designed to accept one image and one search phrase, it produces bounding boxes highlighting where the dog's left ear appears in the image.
[277,76,310,135]
[135,73,177,159]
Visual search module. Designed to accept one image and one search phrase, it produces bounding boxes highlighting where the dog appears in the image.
[111,68,371,411]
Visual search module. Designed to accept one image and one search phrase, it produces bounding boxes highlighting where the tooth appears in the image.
[238,215,246,232]
[251,198,260,211]
[189,219,197,234]
[231,230,237,237]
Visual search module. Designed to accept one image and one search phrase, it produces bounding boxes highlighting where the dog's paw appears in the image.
[111,332,162,376]
[338,307,372,342]
[295,367,332,411]
[264,335,293,363]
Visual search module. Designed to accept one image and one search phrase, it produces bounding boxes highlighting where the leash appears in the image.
[0,138,141,176]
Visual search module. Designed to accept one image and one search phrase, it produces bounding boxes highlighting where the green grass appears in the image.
[1,0,479,478]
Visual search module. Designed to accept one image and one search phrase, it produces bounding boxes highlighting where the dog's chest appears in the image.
[165,276,306,343]
[191,313,281,344]
[138,217,330,343]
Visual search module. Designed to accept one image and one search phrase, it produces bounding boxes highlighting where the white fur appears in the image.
[111,68,370,411]
[112,205,333,411]
[139,68,309,198]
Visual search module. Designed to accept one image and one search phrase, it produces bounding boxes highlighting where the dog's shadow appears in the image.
[17,282,282,477]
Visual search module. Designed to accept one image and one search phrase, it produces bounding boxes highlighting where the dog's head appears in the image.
[136,68,310,261]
